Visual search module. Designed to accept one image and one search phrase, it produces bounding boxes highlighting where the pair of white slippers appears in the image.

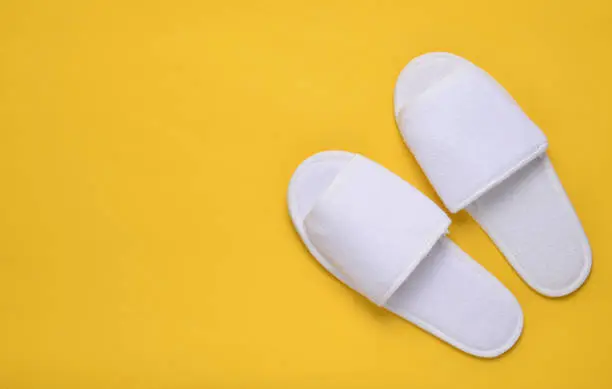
[287,53,591,358]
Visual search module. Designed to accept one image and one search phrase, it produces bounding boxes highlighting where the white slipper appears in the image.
[394,52,592,297]
[288,151,523,358]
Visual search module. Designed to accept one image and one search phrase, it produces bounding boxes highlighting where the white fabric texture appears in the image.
[467,155,591,296]
[386,238,521,354]
[288,151,523,357]
[304,154,450,306]
[396,56,548,213]
[394,52,591,297]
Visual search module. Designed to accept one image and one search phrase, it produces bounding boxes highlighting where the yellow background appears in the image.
[1,0,611,387]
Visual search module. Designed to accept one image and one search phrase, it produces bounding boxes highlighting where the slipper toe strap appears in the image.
[304,155,450,306]
[397,65,548,213]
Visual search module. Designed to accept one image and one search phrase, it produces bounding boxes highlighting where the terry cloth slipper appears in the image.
[393,52,591,297]
[288,151,523,358]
